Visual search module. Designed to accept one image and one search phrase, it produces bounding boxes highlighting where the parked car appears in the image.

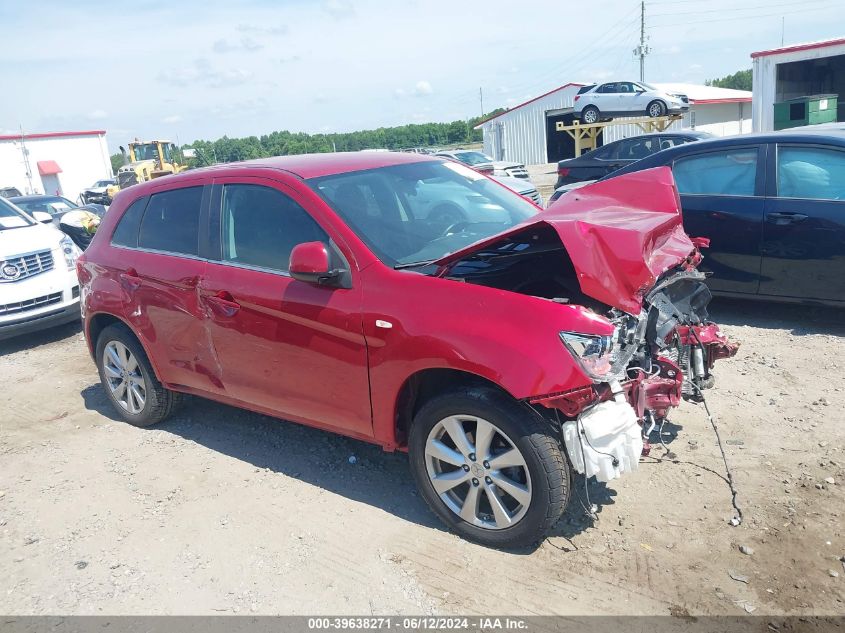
[435,150,530,179]
[8,195,107,226]
[585,130,845,305]
[494,174,543,207]
[546,180,597,206]
[554,131,713,188]
[0,186,22,199]
[574,81,689,124]
[81,179,116,205]
[0,197,82,340]
[77,153,736,547]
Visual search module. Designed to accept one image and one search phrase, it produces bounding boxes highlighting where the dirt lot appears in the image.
[1,299,843,616]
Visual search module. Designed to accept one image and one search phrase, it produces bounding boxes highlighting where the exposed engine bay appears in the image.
[439,223,739,483]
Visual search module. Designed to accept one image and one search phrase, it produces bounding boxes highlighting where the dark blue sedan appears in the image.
[602,130,845,305]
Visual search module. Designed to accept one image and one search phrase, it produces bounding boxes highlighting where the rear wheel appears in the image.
[647,100,666,117]
[581,105,600,124]
[409,387,569,548]
[96,323,181,427]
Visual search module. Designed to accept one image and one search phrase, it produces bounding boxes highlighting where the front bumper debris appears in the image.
[562,398,643,483]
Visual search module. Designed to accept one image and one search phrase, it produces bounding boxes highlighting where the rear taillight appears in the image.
[574,95,580,102]
[558,167,570,177]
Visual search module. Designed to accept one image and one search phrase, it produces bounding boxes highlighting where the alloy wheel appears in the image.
[102,341,147,414]
[424,415,532,529]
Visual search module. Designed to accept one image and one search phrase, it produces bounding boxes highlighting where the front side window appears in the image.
[221,184,328,272]
[673,149,758,197]
[777,146,845,200]
[308,160,538,267]
[138,186,203,256]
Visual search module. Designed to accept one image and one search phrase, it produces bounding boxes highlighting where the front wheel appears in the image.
[409,387,570,548]
[647,100,666,117]
[581,105,600,124]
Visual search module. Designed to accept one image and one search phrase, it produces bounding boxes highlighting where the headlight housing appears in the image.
[60,235,81,270]
[560,330,617,382]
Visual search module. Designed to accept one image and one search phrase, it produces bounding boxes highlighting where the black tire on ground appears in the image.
[408,386,570,548]
[581,105,600,124]
[95,323,182,427]
[647,100,666,117]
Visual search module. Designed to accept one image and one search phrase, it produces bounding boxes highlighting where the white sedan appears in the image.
[574,81,689,124]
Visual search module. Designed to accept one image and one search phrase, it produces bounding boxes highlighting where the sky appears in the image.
[1,0,844,152]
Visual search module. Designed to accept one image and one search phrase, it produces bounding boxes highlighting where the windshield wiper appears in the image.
[394,260,438,270]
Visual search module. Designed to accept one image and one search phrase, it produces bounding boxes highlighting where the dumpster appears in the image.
[774,94,838,130]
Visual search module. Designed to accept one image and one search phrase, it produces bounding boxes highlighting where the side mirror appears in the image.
[289,241,341,286]
[32,211,53,224]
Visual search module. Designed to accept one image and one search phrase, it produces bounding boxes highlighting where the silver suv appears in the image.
[574,81,689,124]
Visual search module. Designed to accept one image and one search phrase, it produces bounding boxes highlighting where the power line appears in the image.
[649,0,834,18]
[648,4,835,28]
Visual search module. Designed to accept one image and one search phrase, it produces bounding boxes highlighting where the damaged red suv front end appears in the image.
[432,166,739,481]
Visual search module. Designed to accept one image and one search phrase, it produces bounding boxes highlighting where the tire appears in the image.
[647,100,666,118]
[408,386,570,548]
[95,323,181,427]
[581,105,600,125]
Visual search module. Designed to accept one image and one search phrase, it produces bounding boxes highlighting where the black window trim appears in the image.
[670,144,766,199]
[770,141,845,201]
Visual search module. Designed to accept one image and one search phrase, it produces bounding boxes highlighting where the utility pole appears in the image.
[781,16,785,46]
[633,1,650,82]
[479,87,484,119]
[19,126,34,194]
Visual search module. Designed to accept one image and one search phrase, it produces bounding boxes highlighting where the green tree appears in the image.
[181,108,510,164]
[705,69,752,91]
[110,152,124,174]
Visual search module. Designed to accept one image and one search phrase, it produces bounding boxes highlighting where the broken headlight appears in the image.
[560,331,616,381]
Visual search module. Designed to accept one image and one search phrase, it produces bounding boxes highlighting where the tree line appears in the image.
[110,109,507,170]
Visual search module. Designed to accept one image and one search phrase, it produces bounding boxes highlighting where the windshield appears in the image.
[452,151,491,166]
[638,82,658,91]
[12,197,77,216]
[132,143,159,161]
[0,198,35,230]
[308,161,538,267]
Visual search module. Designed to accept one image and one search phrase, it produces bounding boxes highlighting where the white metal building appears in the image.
[0,130,112,202]
[475,83,752,166]
[752,37,845,132]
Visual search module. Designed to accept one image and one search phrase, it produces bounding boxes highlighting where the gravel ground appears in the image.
[0,299,843,615]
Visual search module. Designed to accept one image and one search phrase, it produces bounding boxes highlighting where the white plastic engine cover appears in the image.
[562,400,643,482]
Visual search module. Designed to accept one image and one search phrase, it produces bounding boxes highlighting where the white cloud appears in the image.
[236,23,288,36]
[158,59,252,87]
[322,0,355,19]
[162,115,183,124]
[413,80,433,96]
[393,88,406,99]
[88,109,108,120]
[213,36,263,54]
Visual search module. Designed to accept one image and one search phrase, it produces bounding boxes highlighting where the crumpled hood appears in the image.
[434,166,696,314]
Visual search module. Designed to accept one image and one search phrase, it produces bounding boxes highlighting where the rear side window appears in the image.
[777,146,845,200]
[138,187,203,256]
[111,197,147,248]
[221,184,328,272]
[672,149,758,197]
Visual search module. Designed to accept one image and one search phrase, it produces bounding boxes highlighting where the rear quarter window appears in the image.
[110,197,147,248]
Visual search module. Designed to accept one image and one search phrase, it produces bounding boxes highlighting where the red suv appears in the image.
[77,153,736,548]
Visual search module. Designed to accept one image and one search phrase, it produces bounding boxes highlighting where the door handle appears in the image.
[205,291,240,317]
[766,212,808,225]
[119,268,141,291]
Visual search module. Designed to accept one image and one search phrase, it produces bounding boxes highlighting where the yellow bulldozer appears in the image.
[106,139,188,203]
